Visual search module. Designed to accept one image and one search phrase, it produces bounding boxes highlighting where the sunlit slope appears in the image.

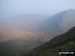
[0,26,51,43]
[0,26,36,42]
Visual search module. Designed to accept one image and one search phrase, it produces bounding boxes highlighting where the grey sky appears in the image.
[0,0,75,18]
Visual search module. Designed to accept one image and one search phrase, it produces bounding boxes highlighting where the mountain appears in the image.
[37,9,75,37]
[0,10,75,56]
[24,26,75,56]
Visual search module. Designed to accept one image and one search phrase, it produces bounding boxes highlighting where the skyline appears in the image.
[0,0,75,18]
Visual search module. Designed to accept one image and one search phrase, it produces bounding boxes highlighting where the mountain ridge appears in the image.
[24,26,75,56]
[36,9,75,37]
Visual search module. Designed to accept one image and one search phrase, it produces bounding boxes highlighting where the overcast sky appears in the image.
[0,0,75,18]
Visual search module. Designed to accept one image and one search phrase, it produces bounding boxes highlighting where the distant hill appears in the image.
[24,26,75,56]
[0,14,48,32]
[37,9,75,37]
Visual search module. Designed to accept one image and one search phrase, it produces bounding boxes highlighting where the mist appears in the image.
[0,0,75,56]
[0,0,75,30]
[0,0,75,18]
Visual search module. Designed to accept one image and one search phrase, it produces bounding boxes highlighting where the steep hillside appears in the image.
[24,27,75,56]
[37,9,75,37]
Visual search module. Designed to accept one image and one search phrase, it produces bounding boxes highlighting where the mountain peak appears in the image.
[68,9,75,12]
